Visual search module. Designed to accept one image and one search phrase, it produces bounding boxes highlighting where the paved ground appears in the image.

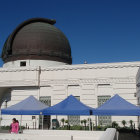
[0,130,9,133]
[1,130,140,140]
[119,133,140,140]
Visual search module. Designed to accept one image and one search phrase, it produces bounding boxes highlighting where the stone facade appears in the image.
[0,61,140,128]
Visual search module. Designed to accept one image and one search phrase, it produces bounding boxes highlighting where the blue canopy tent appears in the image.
[43,95,94,115]
[43,95,94,130]
[93,94,140,116]
[1,96,48,130]
[1,95,48,115]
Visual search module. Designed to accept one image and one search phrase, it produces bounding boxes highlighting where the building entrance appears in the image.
[39,96,51,129]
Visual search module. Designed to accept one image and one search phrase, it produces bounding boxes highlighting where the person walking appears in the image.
[10,118,19,134]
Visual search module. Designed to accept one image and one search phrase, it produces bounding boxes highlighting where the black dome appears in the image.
[1,18,72,64]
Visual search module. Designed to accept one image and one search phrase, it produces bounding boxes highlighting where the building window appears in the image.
[20,61,26,67]
[68,96,80,126]
[40,96,51,129]
[98,96,111,125]
[40,96,51,106]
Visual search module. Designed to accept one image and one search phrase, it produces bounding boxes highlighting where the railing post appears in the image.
[71,135,73,140]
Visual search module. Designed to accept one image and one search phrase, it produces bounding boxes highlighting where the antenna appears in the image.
[84,60,87,64]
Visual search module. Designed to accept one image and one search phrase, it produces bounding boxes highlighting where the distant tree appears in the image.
[65,120,69,129]
[83,119,87,128]
[87,118,92,129]
[87,118,92,124]
[81,120,84,126]
[65,120,69,125]
[122,120,127,127]
[99,121,103,126]
[129,120,133,129]
[112,121,119,128]
[61,118,65,127]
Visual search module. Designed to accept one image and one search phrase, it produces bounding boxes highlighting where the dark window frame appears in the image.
[20,61,26,67]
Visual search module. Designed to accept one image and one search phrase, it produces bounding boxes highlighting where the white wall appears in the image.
[1,87,39,128]
[3,60,67,68]
[0,130,107,140]
[1,61,140,128]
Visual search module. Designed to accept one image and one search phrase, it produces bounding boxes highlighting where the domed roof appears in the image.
[1,18,72,64]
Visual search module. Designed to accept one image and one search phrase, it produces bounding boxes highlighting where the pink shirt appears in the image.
[11,122,19,133]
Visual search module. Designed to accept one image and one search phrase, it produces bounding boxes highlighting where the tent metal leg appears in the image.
[89,116,91,131]
[50,116,52,129]
[95,116,97,130]
[68,116,69,129]
[92,120,94,131]
[20,115,22,131]
[91,115,94,131]
[42,115,44,130]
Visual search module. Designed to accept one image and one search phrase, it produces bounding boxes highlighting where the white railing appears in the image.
[0,134,71,140]
[0,128,118,140]
[99,128,118,140]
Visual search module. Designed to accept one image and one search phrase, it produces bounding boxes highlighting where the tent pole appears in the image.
[95,116,97,130]
[92,115,94,131]
[20,115,22,131]
[92,117,93,131]
[89,116,91,131]
[50,116,52,129]
[68,116,70,130]
[42,115,44,130]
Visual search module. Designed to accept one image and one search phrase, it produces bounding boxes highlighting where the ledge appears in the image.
[0,61,140,72]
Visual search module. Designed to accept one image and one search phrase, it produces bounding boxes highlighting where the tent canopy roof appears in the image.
[43,95,94,115]
[1,96,48,115]
[93,94,140,116]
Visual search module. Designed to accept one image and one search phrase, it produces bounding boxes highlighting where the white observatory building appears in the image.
[0,18,140,129]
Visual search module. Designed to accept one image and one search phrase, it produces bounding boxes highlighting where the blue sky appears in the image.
[0,0,140,66]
